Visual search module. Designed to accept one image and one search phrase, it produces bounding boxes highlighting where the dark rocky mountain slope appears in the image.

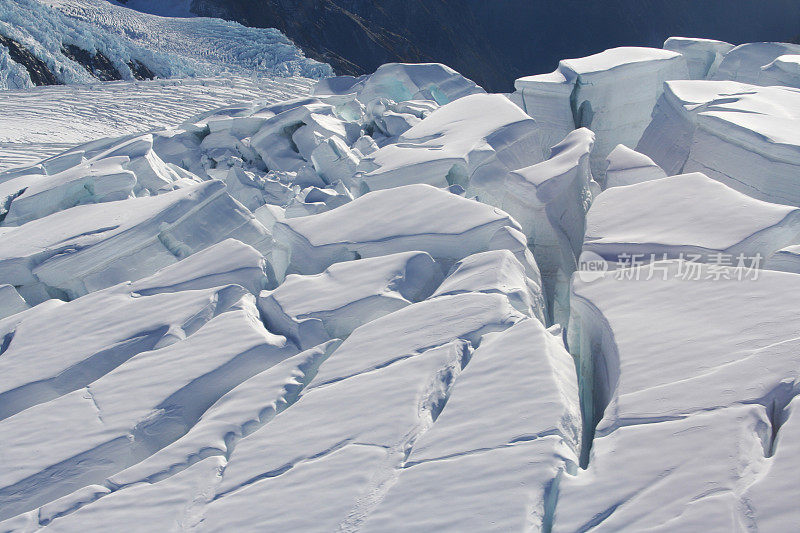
[189,0,800,91]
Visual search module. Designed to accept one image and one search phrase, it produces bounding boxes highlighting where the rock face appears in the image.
[3,34,800,532]
[0,35,59,86]
[188,0,800,92]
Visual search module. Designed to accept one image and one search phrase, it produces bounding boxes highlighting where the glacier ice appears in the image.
[765,244,800,274]
[284,185,352,218]
[468,127,595,325]
[637,80,800,206]
[3,32,800,532]
[513,46,688,178]
[0,284,28,319]
[662,36,733,79]
[583,172,800,267]
[0,76,318,172]
[431,249,545,323]
[0,282,254,422]
[759,54,800,88]
[0,0,330,90]
[308,292,523,388]
[355,92,547,194]
[271,183,524,279]
[0,287,294,521]
[602,143,666,189]
[258,251,444,349]
[0,180,272,302]
[312,62,484,106]
[361,319,579,532]
[128,238,274,296]
[205,340,470,529]
[562,263,800,530]
[0,135,189,227]
[712,42,800,85]
[741,393,800,531]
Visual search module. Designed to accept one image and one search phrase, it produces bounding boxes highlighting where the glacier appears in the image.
[563,263,800,530]
[2,12,800,531]
[0,0,329,90]
[636,79,800,206]
[584,172,800,267]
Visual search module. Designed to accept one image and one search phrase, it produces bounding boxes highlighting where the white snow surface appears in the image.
[584,172,800,265]
[603,143,666,189]
[765,244,800,274]
[44,0,331,79]
[2,36,800,531]
[562,263,800,530]
[637,79,800,206]
[712,42,800,85]
[0,76,316,172]
[356,92,548,193]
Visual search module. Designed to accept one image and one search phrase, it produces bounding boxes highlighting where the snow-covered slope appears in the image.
[0,76,316,171]
[43,0,331,78]
[2,36,800,532]
[0,0,329,90]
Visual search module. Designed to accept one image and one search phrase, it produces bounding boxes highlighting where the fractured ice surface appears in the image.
[0,283,250,423]
[361,318,580,532]
[0,281,295,520]
[284,185,352,218]
[0,284,28,319]
[0,134,190,227]
[560,263,800,530]
[258,251,444,349]
[355,93,547,194]
[106,340,338,483]
[0,180,271,302]
[468,127,595,325]
[514,47,688,178]
[662,36,733,79]
[637,80,800,206]
[4,39,800,532]
[271,183,522,279]
[742,393,800,531]
[602,144,666,189]
[584,172,800,265]
[765,244,800,274]
[313,62,484,106]
[308,292,523,388]
[199,294,527,530]
[712,42,800,85]
[204,340,470,530]
[431,249,545,323]
[759,54,800,88]
[128,238,274,296]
